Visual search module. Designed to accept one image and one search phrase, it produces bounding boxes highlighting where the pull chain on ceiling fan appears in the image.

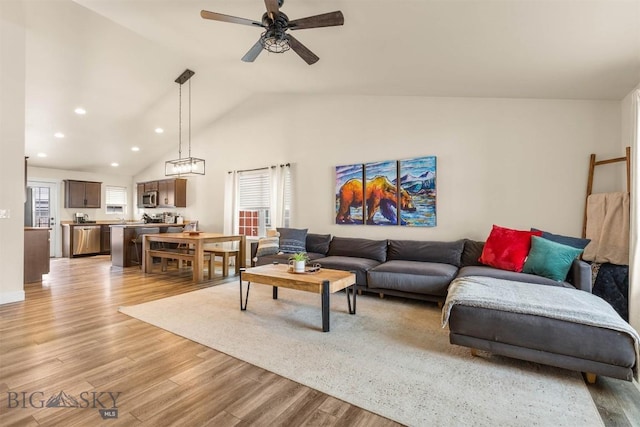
[201,0,344,65]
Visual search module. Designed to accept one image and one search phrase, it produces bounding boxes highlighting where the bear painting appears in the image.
[336,176,416,225]
[336,158,432,226]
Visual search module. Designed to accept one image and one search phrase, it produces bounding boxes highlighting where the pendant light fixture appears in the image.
[165,69,205,176]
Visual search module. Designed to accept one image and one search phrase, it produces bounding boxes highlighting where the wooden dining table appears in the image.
[142,232,246,283]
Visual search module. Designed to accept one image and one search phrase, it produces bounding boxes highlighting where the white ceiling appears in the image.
[22,0,640,176]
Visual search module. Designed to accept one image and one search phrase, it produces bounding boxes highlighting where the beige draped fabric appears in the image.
[583,192,630,265]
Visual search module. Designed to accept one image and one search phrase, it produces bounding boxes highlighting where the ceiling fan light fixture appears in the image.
[260,30,290,53]
[165,69,205,177]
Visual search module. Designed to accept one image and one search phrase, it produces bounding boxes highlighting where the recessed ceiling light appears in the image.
[54,132,64,138]
[74,107,86,115]
[37,153,47,158]
[111,162,119,167]
[155,128,164,134]
[131,146,140,152]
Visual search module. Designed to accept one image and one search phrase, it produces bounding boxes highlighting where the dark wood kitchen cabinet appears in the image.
[24,228,50,283]
[158,178,186,208]
[144,181,158,192]
[64,180,101,208]
[136,178,186,208]
[100,225,111,254]
[136,183,145,208]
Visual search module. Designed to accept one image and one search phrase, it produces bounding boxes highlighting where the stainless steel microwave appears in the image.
[142,191,158,208]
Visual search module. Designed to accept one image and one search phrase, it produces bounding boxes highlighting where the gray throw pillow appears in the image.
[276,227,308,254]
[461,239,485,267]
[306,233,332,255]
[531,228,591,249]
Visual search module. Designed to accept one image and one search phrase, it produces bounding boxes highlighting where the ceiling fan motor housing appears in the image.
[260,12,290,53]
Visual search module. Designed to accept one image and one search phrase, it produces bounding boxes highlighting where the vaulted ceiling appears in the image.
[22,0,640,176]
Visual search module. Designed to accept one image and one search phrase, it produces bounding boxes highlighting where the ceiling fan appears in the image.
[201,0,344,65]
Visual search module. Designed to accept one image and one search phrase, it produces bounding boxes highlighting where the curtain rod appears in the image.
[228,163,290,174]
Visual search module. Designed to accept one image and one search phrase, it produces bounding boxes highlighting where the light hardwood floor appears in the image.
[1,256,638,426]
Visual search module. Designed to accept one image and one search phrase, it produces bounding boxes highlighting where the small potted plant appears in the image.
[288,252,309,273]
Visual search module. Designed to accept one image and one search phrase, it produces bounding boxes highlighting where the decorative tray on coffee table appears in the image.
[288,264,322,274]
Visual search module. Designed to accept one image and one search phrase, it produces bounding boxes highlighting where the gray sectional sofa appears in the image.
[251,234,592,303]
[250,233,640,382]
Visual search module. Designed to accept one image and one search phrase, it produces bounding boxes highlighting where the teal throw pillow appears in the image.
[523,236,584,281]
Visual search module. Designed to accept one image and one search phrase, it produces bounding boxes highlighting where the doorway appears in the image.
[25,181,59,257]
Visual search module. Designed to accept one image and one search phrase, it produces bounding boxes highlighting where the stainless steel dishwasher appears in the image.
[73,225,101,255]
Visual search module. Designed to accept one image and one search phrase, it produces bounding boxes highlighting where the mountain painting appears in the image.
[335,163,364,224]
[398,156,437,227]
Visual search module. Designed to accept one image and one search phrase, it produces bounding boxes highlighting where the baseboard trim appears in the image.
[0,290,25,305]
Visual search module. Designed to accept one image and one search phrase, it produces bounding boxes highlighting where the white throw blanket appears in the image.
[442,276,640,380]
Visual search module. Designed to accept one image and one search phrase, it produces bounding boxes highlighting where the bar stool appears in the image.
[131,227,160,267]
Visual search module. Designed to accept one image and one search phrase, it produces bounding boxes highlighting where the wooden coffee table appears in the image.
[239,264,357,332]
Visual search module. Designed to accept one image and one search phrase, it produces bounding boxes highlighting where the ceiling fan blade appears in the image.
[241,40,264,62]
[287,34,319,65]
[288,11,344,30]
[264,0,280,20]
[200,10,263,27]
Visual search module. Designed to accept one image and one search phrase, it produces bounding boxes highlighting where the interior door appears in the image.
[26,181,59,257]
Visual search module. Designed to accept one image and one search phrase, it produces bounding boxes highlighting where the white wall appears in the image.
[137,94,623,243]
[0,0,26,304]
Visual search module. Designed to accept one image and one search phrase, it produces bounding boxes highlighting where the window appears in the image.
[105,186,127,215]
[236,166,291,237]
[237,170,270,237]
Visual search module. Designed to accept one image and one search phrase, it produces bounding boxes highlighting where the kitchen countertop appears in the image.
[108,223,183,228]
[61,221,183,227]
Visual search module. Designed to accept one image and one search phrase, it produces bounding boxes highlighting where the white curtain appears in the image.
[223,171,238,235]
[630,90,640,332]
[270,164,292,228]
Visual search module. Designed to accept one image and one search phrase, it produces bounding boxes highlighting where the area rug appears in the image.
[119,283,603,426]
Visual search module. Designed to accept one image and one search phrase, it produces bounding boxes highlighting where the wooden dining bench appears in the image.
[204,248,240,277]
[146,249,214,280]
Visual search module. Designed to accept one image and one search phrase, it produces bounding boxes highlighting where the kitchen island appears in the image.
[24,227,50,283]
[110,223,183,267]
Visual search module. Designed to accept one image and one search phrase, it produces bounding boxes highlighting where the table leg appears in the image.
[194,241,204,283]
[143,236,151,273]
[322,280,330,332]
[346,284,357,314]
[239,236,246,268]
[239,269,250,310]
[273,286,278,300]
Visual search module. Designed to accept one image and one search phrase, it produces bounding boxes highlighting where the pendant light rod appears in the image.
[189,78,192,158]
[165,68,205,176]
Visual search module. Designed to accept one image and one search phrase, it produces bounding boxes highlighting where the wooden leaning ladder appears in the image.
[582,146,631,238]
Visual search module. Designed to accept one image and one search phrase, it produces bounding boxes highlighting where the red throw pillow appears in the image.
[479,225,542,272]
